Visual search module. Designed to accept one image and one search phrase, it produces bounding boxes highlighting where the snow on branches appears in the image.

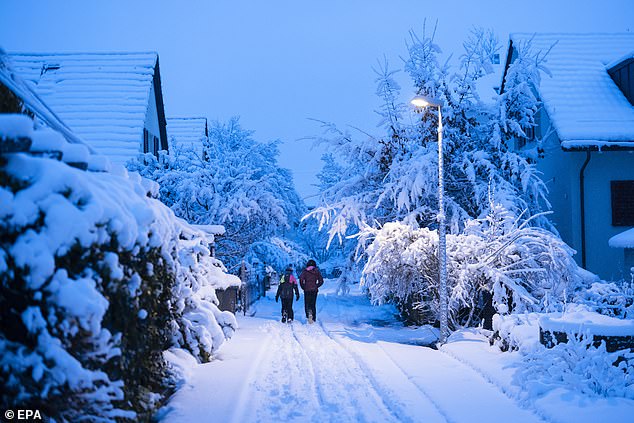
[360,202,581,328]
[129,117,305,270]
[308,28,552,245]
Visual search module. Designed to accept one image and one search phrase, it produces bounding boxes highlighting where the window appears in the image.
[143,129,149,153]
[611,180,634,226]
[153,136,159,157]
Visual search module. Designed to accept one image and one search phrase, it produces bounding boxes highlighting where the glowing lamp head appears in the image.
[410,95,443,108]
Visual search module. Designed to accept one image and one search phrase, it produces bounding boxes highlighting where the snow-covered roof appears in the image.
[0,52,93,150]
[508,33,634,150]
[167,117,207,156]
[474,62,504,105]
[7,52,159,164]
[191,224,226,236]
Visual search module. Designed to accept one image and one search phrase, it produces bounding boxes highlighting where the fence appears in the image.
[237,261,267,315]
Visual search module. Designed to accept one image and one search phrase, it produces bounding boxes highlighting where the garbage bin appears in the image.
[216,286,238,313]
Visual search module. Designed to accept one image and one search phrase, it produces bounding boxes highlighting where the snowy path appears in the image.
[161,280,606,423]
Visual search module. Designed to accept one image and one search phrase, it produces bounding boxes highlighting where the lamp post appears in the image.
[411,95,448,344]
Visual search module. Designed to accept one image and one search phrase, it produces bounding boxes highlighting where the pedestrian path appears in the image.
[161,280,548,423]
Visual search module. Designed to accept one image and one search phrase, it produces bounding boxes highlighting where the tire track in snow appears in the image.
[247,322,322,423]
[288,322,328,414]
[318,321,449,423]
[291,321,399,422]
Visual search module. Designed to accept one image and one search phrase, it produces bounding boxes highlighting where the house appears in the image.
[7,52,168,165]
[166,117,208,159]
[501,33,634,281]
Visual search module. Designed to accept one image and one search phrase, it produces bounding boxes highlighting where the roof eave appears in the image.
[561,142,634,152]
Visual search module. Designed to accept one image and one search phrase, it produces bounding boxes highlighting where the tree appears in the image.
[129,117,306,270]
[308,28,550,243]
[306,27,570,323]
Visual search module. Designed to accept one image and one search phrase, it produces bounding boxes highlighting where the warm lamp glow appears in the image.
[410,97,430,107]
[410,95,443,108]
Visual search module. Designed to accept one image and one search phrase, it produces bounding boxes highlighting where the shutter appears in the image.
[611,180,634,226]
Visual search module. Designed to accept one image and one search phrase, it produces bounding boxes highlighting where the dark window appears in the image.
[153,136,159,156]
[611,180,634,226]
[143,129,149,153]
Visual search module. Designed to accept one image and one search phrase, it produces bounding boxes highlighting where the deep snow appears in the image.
[161,279,634,423]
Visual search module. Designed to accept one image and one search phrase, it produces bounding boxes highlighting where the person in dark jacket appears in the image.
[299,259,324,323]
[275,266,300,322]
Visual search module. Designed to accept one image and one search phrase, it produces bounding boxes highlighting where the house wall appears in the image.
[583,150,634,280]
[144,82,161,151]
[536,114,634,280]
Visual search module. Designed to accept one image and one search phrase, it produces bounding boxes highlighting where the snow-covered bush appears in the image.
[1,145,238,420]
[490,313,543,353]
[514,334,634,400]
[360,202,580,327]
[574,279,634,319]
[172,225,239,362]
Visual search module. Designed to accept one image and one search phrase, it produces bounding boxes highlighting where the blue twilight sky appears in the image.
[0,0,632,204]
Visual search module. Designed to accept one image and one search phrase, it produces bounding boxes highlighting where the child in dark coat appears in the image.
[276,267,300,322]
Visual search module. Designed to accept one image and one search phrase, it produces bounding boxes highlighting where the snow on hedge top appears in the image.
[540,305,634,337]
[0,114,33,139]
[8,52,158,164]
[167,117,207,156]
[509,33,634,149]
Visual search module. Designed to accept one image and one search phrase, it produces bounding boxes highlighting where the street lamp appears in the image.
[410,94,448,345]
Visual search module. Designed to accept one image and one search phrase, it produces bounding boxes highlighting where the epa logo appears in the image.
[4,409,43,420]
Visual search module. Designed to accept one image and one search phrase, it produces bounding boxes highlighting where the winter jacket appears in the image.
[299,266,324,292]
[276,274,299,300]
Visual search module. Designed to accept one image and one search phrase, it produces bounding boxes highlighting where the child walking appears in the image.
[275,266,300,322]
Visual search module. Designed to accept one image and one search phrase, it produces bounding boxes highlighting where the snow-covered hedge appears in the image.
[361,203,581,328]
[492,311,634,400]
[516,335,634,400]
[0,147,238,420]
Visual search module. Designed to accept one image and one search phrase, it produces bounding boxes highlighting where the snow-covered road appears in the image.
[161,280,633,423]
